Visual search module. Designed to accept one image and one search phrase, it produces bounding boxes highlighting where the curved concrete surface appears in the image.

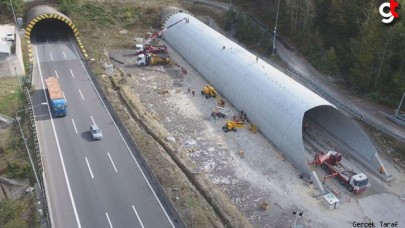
[160,7,392,181]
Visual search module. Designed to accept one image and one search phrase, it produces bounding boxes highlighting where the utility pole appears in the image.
[272,0,281,55]
[9,0,17,26]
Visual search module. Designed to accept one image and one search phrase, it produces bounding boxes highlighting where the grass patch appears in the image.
[0,77,23,117]
[0,77,38,227]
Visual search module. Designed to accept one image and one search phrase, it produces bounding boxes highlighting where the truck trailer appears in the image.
[45,77,67,117]
[308,151,369,193]
[137,53,173,66]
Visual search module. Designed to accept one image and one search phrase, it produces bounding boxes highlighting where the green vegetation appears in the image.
[0,0,23,23]
[224,9,273,55]
[230,0,405,107]
[0,77,38,227]
[0,197,39,228]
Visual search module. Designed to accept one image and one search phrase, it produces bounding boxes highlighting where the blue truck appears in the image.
[45,77,67,117]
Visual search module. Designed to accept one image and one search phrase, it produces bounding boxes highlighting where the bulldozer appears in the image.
[201,85,226,107]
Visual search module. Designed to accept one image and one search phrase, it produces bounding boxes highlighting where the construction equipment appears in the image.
[136,44,167,55]
[222,121,244,132]
[137,53,173,66]
[211,107,233,120]
[135,17,189,56]
[45,77,67,117]
[144,17,189,45]
[201,85,217,98]
[308,151,369,193]
[201,85,226,107]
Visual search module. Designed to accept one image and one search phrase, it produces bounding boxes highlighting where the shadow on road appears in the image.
[80,131,95,142]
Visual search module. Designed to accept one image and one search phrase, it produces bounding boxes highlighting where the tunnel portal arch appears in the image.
[25,5,87,62]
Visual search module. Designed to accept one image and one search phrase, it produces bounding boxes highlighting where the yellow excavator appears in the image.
[222,121,244,132]
[201,85,225,107]
[222,120,257,133]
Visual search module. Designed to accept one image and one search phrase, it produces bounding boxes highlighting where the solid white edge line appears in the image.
[72,38,175,228]
[85,157,94,179]
[70,68,75,78]
[105,212,113,228]
[55,70,59,79]
[63,51,67,59]
[50,52,53,61]
[78,89,85,101]
[90,116,95,125]
[107,152,118,173]
[35,45,82,228]
[132,205,145,228]
[71,118,78,134]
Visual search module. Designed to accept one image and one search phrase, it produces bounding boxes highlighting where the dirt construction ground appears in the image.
[80,6,405,227]
[103,34,405,227]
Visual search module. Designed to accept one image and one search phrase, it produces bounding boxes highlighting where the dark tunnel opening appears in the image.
[31,19,74,44]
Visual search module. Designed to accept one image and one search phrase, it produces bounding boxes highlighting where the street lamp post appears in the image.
[15,102,47,194]
[272,0,281,55]
[395,91,405,117]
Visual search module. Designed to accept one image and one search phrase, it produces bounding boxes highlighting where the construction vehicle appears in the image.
[201,85,226,107]
[144,17,189,45]
[222,121,245,132]
[136,17,189,56]
[201,85,217,98]
[211,107,233,120]
[135,44,167,55]
[137,53,173,66]
[308,151,369,193]
[45,77,67,117]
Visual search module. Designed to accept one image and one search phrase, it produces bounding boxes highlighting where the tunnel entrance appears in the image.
[30,19,74,44]
[25,5,87,62]
[302,106,390,181]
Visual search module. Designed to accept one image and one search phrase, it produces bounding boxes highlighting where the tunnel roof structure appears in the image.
[161,7,392,181]
[25,5,87,62]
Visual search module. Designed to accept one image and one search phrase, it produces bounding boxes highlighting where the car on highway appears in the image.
[6,33,15,41]
[90,124,103,140]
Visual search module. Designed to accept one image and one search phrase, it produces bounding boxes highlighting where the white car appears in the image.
[6,33,15,41]
[90,124,103,140]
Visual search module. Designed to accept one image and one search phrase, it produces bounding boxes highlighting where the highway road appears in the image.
[31,30,178,228]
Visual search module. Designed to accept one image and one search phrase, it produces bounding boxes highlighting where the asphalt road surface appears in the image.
[31,30,177,228]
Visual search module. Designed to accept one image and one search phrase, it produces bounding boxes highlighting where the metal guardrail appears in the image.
[23,87,51,227]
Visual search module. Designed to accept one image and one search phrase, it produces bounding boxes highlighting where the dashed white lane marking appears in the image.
[106,212,113,228]
[71,119,78,134]
[55,70,59,79]
[132,205,145,228]
[91,116,95,125]
[50,52,53,61]
[63,52,67,59]
[70,69,75,78]
[107,153,118,173]
[78,89,85,101]
[85,157,94,179]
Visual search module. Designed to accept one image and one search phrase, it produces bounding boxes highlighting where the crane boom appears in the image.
[145,17,189,45]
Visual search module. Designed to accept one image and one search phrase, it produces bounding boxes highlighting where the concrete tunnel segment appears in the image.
[25,5,88,62]
[160,7,393,182]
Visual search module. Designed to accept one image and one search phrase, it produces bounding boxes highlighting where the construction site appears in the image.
[97,6,405,228]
